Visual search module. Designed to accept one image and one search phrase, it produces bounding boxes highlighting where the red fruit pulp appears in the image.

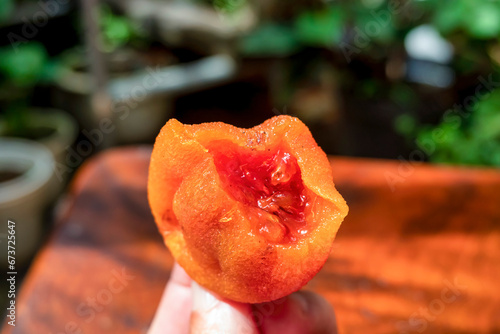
[209,141,308,243]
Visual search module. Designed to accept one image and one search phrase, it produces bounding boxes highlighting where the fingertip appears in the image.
[171,262,192,287]
[191,282,219,314]
[147,263,192,334]
[190,282,258,334]
[255,291,337,334]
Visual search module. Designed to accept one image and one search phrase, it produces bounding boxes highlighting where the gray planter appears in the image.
[0,138,57,267]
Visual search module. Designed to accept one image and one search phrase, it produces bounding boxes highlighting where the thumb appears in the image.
[190,282,258,334]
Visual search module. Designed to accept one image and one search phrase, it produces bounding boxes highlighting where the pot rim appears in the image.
[0,137,55,205]
[0,108,78,156]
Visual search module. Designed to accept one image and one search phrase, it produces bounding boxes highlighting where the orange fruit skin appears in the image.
[148,116,348,303]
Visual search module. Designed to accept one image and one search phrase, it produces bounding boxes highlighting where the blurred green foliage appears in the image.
[213,0,246,14]
[238,0,500,64]
[396,86,500,167]
[239,6,346,56]
[294,6,345,47]
[414,1,500,166]
[0,0,13,23]
[239,1,402,56]
[0,42,56,136]
[0,42,56,87]
[240,23,299,56]
[429,0,500,39]
[1,0,499,166]
[417,88,500,167]
[99,4,147,53]
[237,0,500,166]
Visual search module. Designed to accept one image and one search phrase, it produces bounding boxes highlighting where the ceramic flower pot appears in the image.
[0,138,57,267]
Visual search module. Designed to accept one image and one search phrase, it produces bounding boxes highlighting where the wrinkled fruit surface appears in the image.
[148,116,348,303]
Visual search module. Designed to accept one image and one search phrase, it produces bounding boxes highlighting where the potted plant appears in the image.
[0,42,78,178]
[53,3,238,144]
[0,137,57,267]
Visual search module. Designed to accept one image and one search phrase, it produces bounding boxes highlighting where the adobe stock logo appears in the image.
[396,277,467,333]
[339,0,418,63]
[49,267,135,334]
[7,0,71,52]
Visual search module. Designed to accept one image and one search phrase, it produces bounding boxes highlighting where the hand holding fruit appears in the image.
[147,262,338,334]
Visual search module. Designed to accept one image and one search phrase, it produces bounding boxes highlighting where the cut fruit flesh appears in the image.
[208,140,309,243]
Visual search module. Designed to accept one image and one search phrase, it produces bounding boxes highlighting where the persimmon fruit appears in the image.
[148,115,348,303]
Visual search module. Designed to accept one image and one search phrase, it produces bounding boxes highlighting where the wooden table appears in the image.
[3,147,500,334]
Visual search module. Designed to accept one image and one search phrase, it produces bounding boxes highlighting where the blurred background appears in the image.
[1,0,500,320]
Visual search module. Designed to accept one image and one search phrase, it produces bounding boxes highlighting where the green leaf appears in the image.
[213,0,246,14]
[465,2,500,39]
[239,23,299,56]
[295,7,345,46]
[0,42,48,86]
[99,4,143,52]
[416,86,500,167]
[433,1,467,34]
[103,17,131,47]
[354,9,395,44]
[470,88,500,139]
